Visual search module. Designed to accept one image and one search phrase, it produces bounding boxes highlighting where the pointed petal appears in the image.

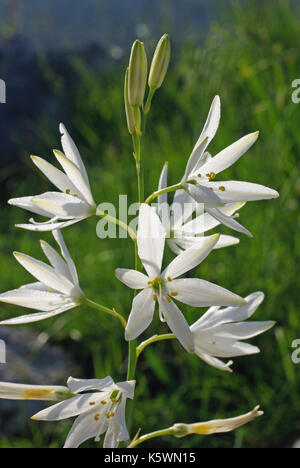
[8,195,51,217]
[195,351,233,372]
[16,217,84,232]
[207,180,279,203]
[159,296,194,352]
[53,150,95,206]
[40,240,71,281]
[0,382,70,401]
[63,410,105,448]
[212,321,275,340]
[59,123,90,184]
[115,269,149,289]
[187,184,224,207]
[67,376,114,393]
[205,206,252,237]
[168,278,245,307]
[30,192,91,219]
[125,289,155,341]
[200,131,259,175]
[162,234,220,280]
[32,394,101,421]
[0,286,66,311]
[13,251,75,296]
[171,189,196,229]
[137,204,166,278]
[53,230,79,285]
[0,303,75,325]
[30,155,78,194]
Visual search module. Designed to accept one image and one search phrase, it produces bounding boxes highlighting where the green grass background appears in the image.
[0,0,299,448]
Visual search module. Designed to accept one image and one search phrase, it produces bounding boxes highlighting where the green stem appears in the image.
[85,298,127,329]
[127,427,174,448]
[127,340,137,380]
[136,333,176,358]
[145,182,185,205]
[96,211,136,242]
[144,87,156,115]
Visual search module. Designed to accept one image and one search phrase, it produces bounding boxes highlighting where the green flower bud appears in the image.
[124,67,136,135]
[148,34,171,90]
[171,423,189,438]
[128,40,148,107]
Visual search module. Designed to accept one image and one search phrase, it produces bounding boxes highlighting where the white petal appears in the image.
[205,206,252,237]
[195,352,233,372]
[103,416,122,448]
[13,251,76,296]
[168,278,245,307]
[0,382,69,401]
[59,123,90,184]
[53,150,95,206]
[67,376,114,393]
[30,156,78,194]
[193,333,259,357]
[16,217,84,232]
[212,321,275,340]
[8,195,52,217]
[171,189,196,229]
[53,230,79,285]
[137,204,166,278]
[158,162,168,205]
[0,286,66,312]
[40,240,71,281]
[64,410,106,448]
[183,136,210,181]
[125,289,156,341]
[32,393,101,421]
[200,131,259,175]
[31,192,91,219]
[208,180,279,203]
[214,234,240,249]
[0,303,75,325]
[162,234,220,279]
[158,296,194,352]
[115,269,149,289]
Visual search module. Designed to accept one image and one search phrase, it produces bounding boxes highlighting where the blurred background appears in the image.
[0,0,299,448]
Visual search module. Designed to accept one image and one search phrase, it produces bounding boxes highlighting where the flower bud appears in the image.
[0,381,73,401]
[148,34,171,90]
[124,68,136,135]
[128,40,148,106]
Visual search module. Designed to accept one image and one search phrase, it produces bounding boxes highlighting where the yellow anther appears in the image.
[197,173,202,178]
[209,187,213,191]
[212,341,216,345]
[89,402,95,406]
[166,296,172,303]
[167,277,172,282]
[110,397,117,402]
[101,400,107,405]
[218,186,225,191]
[148,280,154,286]
[153,294,158,301]
[106,412,111,419]
[73,193,78,197]
[47,290,53,293]
[66,189,71,194]
[210,172,216,179]
[94,413,100,421]
[110,412,115,417]
[170,292,178,297]
[156,277,162,284]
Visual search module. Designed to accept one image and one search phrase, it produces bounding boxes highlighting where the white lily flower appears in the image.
[178,96,279,235]
[116,204,245,352]
[8,124,96,231]
[190,291,275,372]
[172,405,263,437]
[0,381,72,401]
[0,230,84,324]
[32,376,135,449]
[157,161,245,254]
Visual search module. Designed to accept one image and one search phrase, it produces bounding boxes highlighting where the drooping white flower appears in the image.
[116,203,245,352]
[157,161,245,254]
[190,292,275,372]
[31,376,135,449]
[178,96,279,235]
[0,230,83,324]
[8,124,96,231]
[0,381,72,401]
[172,405,263,437]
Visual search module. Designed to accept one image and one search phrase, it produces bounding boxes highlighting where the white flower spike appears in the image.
[0,230,83,324]
[157,161,245,253]
[116,203,246,352]
[32,376,135,449]
[8,124,96,231]
[190,292,275,372]
[179,96,279,235]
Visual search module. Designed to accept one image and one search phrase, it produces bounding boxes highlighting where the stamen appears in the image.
[89,402,95,406]
[106,412,111,419]
[209,187,213,191]
[47,290,53,293]
[73,193,78,197]
[167,277,172,282]
[148,281,154,286]
[101,400,107,405]
[94,413,100,421]
[110,397,117,402]
[153,294,158,301]
[197,173,202,178]
[66,189,71,194]
[212,341,216,345]
[166,296,172,303]
[170,292,178,297]
[156,277,162,285]
[218,186,225,191]
[210,172,216,179]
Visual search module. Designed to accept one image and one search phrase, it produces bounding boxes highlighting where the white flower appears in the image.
[0,230,83,324]
[157,161,245,254]
[116,203,245,352]
[31,376,135,449]
[0,381,71,401]
[8,124,96,231]
[179,96,279,235]
[190,292,275,372]
[172,405,263,437]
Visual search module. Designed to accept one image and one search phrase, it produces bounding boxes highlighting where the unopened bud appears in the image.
[128,40,148,106]
[0,381,73,401]
[172,423,189,438]
[124,68,138,135]
[148,34,171,90]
